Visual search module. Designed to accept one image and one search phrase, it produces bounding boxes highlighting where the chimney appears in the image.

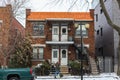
[6,4,12,12]
[26,9,31,17]
[90,9,94,19]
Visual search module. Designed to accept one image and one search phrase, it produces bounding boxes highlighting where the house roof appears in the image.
[27,12,93,21]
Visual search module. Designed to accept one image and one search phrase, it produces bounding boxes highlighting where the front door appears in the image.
[52,49,59,64]
[61,26,68,41]
[52,26,59,41]
[61,49,68,65]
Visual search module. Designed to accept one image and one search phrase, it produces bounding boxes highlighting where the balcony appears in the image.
[46,36,74,45]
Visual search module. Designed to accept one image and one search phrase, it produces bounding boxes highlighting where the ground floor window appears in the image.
[33,47,44,60]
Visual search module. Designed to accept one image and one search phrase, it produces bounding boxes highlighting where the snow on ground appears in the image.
[35,73,120,80]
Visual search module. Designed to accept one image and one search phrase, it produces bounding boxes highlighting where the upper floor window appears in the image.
[96,14,98,22]
[76,24,88,37]
[33,22,44,36]
[97,30,99,35]
[101,28,103,36]
[100,9,103,14]
[33,47,44,60]
[104,0,107,2]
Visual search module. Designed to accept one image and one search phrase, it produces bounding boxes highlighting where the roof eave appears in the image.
[75,19,93,21]
[27,19,93,22]
[46,18,74,21]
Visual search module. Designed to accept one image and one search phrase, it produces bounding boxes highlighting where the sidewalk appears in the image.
[35,73,120,80]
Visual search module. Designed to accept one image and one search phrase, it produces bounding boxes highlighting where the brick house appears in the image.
[26,9,95,67]
[0,5,25,66]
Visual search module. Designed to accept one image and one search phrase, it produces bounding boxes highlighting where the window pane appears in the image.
[75,24,88,37]
[39,25,44,36]
[62,28,66,35]
[33,23,44,36]
[38,48,44,59]
[33,47,37,59]
[53,51,57,58]
[62,50,66,58]
[53,28,58,35]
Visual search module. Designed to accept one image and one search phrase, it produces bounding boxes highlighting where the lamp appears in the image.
[74,23,79,29]
[85,23,90,29]
[74,22,90,80]
[74,22,83,80]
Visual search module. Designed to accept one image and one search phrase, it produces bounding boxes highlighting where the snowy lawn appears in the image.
[35,73,120,80]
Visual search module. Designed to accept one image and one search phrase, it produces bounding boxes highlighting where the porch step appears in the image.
[89,56,99,75]
[60,66,69,74]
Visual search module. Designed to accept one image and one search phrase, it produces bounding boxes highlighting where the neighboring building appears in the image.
[26,9,95,68]
[91,0,99,9]
[94,0,120,73]
[0,5,25,66]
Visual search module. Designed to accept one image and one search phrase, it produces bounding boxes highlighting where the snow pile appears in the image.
[36,73,120,80]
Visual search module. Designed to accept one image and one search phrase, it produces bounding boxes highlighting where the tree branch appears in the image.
[100,0,120,33]
[116,0,120,9]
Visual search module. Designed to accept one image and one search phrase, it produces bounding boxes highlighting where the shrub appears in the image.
[34,60,51,76]
[69,60,81,75]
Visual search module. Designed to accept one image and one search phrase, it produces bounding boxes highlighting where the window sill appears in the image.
[32,59,45,61]
[32,36,45,38]
[75,36,88,38]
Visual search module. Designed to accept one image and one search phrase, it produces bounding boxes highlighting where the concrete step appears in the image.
[89,56,99,75]
[60,66,69,74]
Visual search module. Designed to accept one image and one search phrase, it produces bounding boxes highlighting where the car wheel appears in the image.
[9,77,19,80]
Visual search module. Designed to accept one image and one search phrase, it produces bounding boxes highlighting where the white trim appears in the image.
[0,20,3,23]
[27,19,45,21]
[0,44,2,47]
[32,59,45,61]
[77,44,89,48]
[75,36,88,38]
[46,41,74,44]
[31,44,46,47]
[32,36,46,38]
[75,20,93,21]
[84,44,89,48]
[46,18,74,21]
[27,19,93,21]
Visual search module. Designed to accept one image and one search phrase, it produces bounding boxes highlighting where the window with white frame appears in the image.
[76,24,88,37]
[33,47,44,60]
[33,22,44,36]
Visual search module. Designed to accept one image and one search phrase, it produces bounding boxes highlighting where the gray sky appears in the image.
[0,0,98,27]
[29,0,94,12]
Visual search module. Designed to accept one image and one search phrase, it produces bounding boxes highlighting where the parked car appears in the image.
[0,68,34,80]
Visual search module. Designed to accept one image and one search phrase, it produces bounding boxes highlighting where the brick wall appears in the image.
[0,5,25,66]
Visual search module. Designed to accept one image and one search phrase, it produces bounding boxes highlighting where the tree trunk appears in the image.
[3,57,7,68]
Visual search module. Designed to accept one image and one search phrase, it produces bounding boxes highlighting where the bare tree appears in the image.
[2,0,30,26]
[43,0,90,12]
[0,0,29,67]
[99,0,120,75]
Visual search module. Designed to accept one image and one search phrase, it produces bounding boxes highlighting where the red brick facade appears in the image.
[26,9,95,66]
[0,5,25,66]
